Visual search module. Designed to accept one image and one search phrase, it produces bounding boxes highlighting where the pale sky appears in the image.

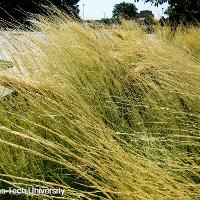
[78,0,169,20]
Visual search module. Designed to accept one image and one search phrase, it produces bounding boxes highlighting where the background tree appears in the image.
[112,2,138,20]
[0,0,80,24]
[136,0,200,24]
[51,0,80,16]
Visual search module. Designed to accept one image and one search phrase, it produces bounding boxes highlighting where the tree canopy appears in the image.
[137,0,200,23]
[112,2,138,20]
[0,0,80,24]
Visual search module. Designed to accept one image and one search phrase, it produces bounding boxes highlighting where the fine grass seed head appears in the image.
[0,15,200,199]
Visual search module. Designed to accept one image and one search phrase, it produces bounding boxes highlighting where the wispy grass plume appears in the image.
[0,17,200,199]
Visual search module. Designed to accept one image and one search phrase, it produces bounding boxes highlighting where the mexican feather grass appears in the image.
[0,17,200,199]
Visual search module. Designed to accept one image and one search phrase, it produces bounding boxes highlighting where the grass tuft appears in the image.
[0,18,200,199]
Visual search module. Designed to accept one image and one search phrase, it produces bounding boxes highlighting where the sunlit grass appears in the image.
[156,25,200,58]
[0,18,199,199]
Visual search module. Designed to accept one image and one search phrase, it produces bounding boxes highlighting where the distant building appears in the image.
[139,10,154,20]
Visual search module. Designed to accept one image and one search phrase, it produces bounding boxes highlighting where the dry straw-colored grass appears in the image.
[0,16,200,200]
[157,25,200,57]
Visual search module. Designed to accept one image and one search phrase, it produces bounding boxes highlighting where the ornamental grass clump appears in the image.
[0,17,199,199]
